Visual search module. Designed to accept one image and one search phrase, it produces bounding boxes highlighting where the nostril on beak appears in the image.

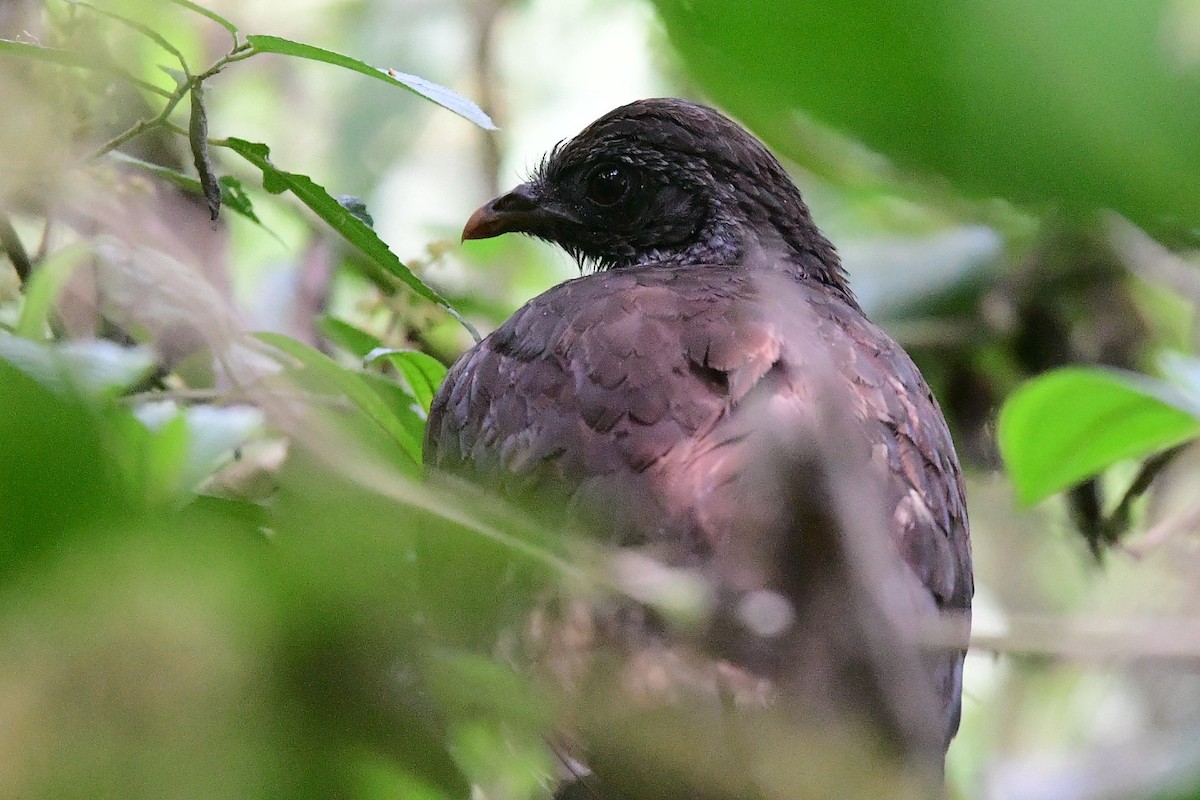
[491,183,540,213]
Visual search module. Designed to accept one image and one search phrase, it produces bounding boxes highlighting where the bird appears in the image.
[424,98,973,790]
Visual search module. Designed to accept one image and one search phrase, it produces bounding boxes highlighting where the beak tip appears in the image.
[461,206,495,243]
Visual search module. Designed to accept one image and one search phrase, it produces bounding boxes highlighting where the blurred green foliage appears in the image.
[653,0,1200,239]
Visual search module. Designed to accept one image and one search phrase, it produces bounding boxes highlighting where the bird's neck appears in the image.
[720,218,861,311]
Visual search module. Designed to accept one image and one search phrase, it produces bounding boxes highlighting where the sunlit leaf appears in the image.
[998,366,1200,504]
[245,35,496,130]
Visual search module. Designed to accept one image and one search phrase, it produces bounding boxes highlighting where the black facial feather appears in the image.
[522,98,854,302]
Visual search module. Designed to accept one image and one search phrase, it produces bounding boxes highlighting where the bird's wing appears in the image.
[804,288,973,613]
[426,265,969,607]
[425,264,972,746]
[426,265,756,541]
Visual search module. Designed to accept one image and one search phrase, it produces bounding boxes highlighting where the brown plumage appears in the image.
[425,99,972,783]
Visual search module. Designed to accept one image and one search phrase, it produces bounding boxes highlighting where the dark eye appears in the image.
[584,164,630,207]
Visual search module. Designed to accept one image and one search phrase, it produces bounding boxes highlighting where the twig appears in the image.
[1100,445,1187,546]
[0,213,32,284]
[89,42,255,160]
[924,613,1200,664]
[121,387,355,410]
[1124,502,1200,559]
[470,0,507,197]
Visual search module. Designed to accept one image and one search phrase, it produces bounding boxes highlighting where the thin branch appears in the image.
[1124,501,1200,558]
[1100,445,1187,545]
[89,42,255,160]
[469,0,508,197]
[924,612,1200,664]
[121,387,355,410]
[35,216,53,263]
[0,213,32,284]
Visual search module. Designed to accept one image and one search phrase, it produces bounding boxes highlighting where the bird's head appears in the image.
[463,98,851,298]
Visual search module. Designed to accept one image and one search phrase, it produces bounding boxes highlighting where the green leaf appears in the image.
[255,332,423,467]
[225,138,480,341]
[16,243,89,340]
[0,358,132,571]
[108,153,271,231]
[217,176,262,224]
[0,38,96,68]
[998,366,1200,505]
[134,405,192,507]
[358,372,428,446]
[245,35,496,130]
[0,337,157,398]
[364,348,447,415]
[652,0,1200,234]
[425,649,551,729]
[0,38,172,98]
[317,316,383,359]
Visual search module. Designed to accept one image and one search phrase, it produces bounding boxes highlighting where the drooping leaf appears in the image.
[0,38,98,68]
[358,372,428,446]
[255,331,423,467]
[998,366,1200,504]
[226,138,479,341]
[109,153,271,230]
[245,35,496,130]
[217,175,262,224]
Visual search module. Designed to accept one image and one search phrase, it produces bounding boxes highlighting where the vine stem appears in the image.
[89,42,256,161]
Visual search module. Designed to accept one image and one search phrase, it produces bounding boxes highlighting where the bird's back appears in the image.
[425,263,971,751]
